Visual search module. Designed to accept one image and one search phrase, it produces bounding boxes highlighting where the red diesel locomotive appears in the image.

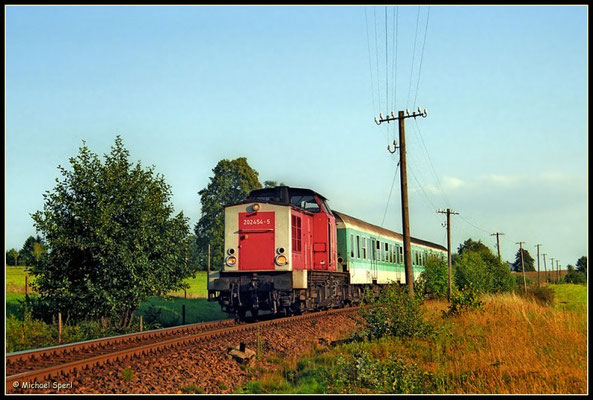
[207,186,446,319]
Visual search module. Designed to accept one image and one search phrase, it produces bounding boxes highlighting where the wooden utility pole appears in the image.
[438,208,459,301]
[375,107,428,297]
[556,260,560,282]
[535,244,542,287]
[516,242,526,290]
[490,232,504,262]
[549,257,555,283]
[542,253,547,283]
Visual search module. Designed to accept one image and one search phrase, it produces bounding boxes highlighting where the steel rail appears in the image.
[6,318,237,374]
[6,307,359,390]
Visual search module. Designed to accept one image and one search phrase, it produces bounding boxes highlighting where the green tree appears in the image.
[263,180,286,188]
[31,136,192,328]
[194,157,261,270]
[19,235,45,266]
[7,249,19,266]
[511,248,535,272]
[453,238,514,294]
[420,256,449,298]
[31,241,47,266]
[576,256,587,274]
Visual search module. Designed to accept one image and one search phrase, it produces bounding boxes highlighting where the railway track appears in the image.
[6,307,359,392]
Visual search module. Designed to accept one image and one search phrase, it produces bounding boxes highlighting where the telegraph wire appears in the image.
[374,7,381,111]
[412,6,430,109]
[381,159,400,227]
[406,6,421,108]
[412,118,451,208]
[391,6,399,112]
[385,6,389,111]
[364,7,377,115]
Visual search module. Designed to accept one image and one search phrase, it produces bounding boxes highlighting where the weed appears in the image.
[120,368,135,382]
[445,286,484,316]
[181,384,205,394]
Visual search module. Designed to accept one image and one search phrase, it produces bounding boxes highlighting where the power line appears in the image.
[412,6,431,109]
[381,160,400,227]
[406,6,421,108]
[385,6,389,110]
[364,7,377,114]
[373,7,381,111]
[412,118,450,208]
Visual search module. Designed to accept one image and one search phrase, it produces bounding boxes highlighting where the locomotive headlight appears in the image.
[225,256,237,267]
[252,203,260,211]
[227,248,236,255]
[276,247,285,255]
[275,254,287,266]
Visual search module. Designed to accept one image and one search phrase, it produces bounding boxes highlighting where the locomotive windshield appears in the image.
[246,186,330,214]
[290,195,320,213]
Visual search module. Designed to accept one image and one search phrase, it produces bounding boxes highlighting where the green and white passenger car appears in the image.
[333,211,447,285]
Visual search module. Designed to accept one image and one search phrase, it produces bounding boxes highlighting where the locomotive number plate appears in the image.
[240,212,274,228]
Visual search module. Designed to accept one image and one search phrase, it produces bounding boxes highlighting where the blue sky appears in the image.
[5,5,588,267]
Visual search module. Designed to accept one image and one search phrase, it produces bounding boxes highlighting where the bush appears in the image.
[515,285,555,306]
[142,305,180,328]
[562,271,587,285]
[445,286,484,316]
[454,252,493,293]
[359,284,432,340]
[324,349,434,394]
[421,257,450,299]
[6,312,56,352]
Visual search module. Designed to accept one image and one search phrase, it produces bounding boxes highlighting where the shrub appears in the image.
[516,285,555,306]
[514,275,532,288]
[421,257,449,299]
[360,284,432,340]
[445,286,484,316]
[562,271,587,285]
[324,349,434,394]
[142,305,180,328]
[453,241,515,294]
[454,252,493,293]
[6,312,56,352]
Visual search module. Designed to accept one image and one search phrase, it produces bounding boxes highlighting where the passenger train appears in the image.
[207,186,447,319]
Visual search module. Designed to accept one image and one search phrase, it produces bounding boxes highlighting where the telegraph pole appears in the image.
[516,242,526,290]
[375,107,428,297]
[490,232,504,262]
[438,208,459,301]
[549,257,555,283]
[542,253,547,283]
[535,244,542,287]
[556,260,560,282]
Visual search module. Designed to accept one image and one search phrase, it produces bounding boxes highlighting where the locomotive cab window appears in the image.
[290,195,320,213]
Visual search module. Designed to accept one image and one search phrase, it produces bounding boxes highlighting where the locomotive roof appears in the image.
[248,186,328,200]
[333,210,448,252]
[225,186,328,208]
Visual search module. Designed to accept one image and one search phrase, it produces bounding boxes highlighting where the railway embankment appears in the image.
[237,284,587,394]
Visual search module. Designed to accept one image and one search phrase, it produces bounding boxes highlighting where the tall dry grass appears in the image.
[418,293,587,394]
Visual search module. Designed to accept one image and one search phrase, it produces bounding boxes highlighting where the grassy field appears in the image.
[5,266,220,320]
[6,266,36,294]
[5,266,227,351]
[238,284,587,394]
[549,283,587,311]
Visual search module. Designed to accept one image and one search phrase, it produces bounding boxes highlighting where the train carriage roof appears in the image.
[333,210,447,252]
